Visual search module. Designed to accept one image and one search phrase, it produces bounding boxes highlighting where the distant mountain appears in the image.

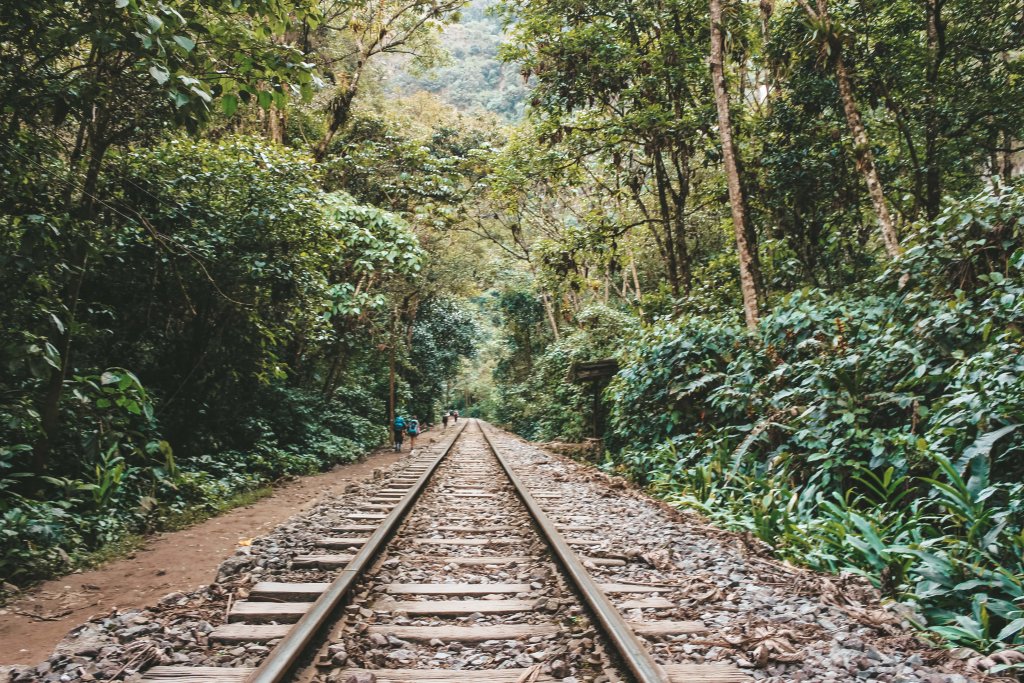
[385,0,527,121]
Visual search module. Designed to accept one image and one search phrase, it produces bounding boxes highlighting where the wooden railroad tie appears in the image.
[248,581,329,601]
[365,624,557,642]
[414,555,535,565]
[333,667,749,683]
[375,598,536,615]
[141,667,254,682]
[227,601,310,623]
[315,537,369,548]
[209,623,290,643]
[385,582,531,595]
[411,537,522,545]
[291,553,354,568]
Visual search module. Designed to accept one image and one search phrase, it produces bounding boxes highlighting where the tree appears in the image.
[709,0,764,328]
[794,0,901,258]
[0,0,321,470]
[311,0,469,160]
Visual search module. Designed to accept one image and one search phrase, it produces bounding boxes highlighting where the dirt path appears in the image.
[0,441,425,666]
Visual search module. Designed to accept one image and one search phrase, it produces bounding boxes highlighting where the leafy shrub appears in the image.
[604,182,1024,653]
[495,305,638,441]
[0,137,409,592]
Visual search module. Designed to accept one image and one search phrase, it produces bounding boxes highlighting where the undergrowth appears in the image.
[601,182,1024,661]
[0,383,385,593]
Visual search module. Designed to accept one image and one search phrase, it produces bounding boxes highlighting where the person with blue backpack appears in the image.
[407,415,420,451]
[393,414,406,452]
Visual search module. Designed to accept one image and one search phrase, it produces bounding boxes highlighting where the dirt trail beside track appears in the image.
[0,440,428,666]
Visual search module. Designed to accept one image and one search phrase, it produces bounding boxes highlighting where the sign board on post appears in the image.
[569,359,619,439]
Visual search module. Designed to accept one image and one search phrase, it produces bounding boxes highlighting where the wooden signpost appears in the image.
[570,359,619,439]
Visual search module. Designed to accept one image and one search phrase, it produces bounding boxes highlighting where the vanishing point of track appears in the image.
[139,420,745,683]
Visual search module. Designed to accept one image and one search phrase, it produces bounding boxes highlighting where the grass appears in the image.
[158,485,275,532]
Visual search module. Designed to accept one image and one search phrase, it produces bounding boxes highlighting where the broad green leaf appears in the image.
[149,65,170,85]
[173,35,196,52]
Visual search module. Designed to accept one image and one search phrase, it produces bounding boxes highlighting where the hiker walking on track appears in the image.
[453,409,459,423]
[442,411,449,429]
[393,414,406,452]
[407,415,420,451]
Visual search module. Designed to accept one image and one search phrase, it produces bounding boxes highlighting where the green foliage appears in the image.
[0,135,428,588]
[388,0,528,119]
[493,303,638,440]
[408,299,481,421]
[0,0,486,596]
[1,0,321,150]
[603,183,1024,652]
[323,97,500,229]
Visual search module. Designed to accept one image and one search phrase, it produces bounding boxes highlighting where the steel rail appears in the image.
[480,421,672,683]
[246,420,469,683]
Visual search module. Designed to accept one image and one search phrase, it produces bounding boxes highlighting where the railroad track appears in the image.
[139,420,748,683]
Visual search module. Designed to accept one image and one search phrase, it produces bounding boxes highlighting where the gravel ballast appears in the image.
[2,420,1002,683]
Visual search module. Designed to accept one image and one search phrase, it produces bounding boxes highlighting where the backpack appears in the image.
[407,419,419,435]
[394,416,406,430]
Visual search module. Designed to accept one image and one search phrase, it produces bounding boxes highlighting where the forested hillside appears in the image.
[2,0,1024,668]
[384,0,528,119]
[0,0,488,590]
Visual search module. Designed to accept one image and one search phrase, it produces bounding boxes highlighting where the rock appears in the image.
[386,649,415,663]
[120,623,161,641]
[0,667,28,683]
[514,653,534,667]
[216,555,252,581]
[345,674,376,683]
[550,659,568,678]
[158,591,186,605]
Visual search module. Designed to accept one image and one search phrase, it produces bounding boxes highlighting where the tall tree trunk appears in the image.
[833,55,900,256]
[922,0,946,219]
[1002,130,1015,184]
[666,147,694,294]
[532,261,560,340]
[652,150,682,296]
[710,0,764,330]
[314,70,362,161]
[798,0,902,257]
[630,252,643,301]
[268,103,285,145]
[34,125,109,471]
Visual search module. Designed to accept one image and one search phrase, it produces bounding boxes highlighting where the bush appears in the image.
[494,304,639,441]
[604,182,1024,653]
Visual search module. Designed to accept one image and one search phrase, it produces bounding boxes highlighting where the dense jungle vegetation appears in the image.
[3,0,1024,668]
